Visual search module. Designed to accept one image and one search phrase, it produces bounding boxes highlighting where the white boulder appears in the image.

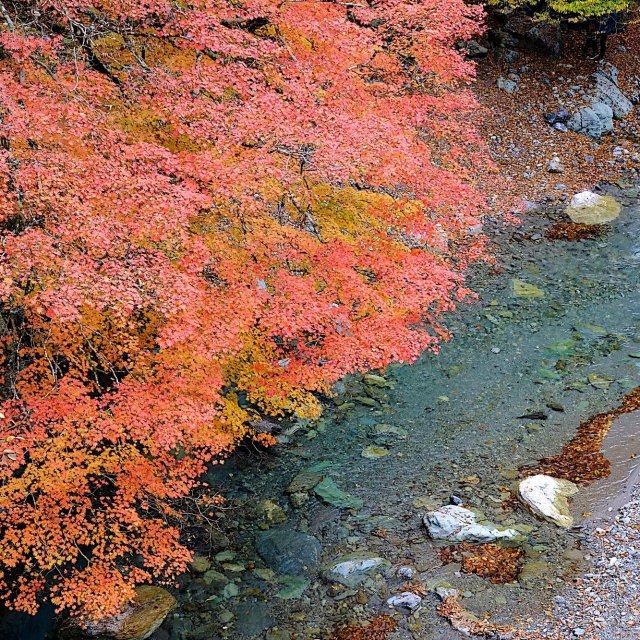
[518,474,578,527]
[423,505,519,543]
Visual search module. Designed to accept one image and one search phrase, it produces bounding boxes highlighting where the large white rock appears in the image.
[518,474,578,527]
[423,505,519,543]
[566,191,621,225]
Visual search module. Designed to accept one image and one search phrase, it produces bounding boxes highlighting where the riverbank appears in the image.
[526,456,640,639]
[475,14,640,204]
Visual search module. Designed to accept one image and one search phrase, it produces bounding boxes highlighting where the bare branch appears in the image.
[0,1,15,32]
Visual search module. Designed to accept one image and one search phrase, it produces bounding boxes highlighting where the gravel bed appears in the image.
[526,487,640,639]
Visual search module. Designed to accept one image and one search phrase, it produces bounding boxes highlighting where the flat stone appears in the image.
[286,470,323,494]
[361,445,390,459]
[512,279,544,298]
[519,560,551,580]
[314,477,363,510]
[203,570,228,587]
[275,575,309,600]
[371,424,408,440]
[386,592,422,611]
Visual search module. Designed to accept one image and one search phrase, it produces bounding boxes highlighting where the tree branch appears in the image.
[0,1,15,32]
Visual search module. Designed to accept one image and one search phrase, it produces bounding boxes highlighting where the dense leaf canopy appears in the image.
[0,0,491,618]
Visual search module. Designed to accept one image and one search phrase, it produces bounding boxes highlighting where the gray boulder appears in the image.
[590,102,614,134]
[463,40,488,59]
[544,108,570,126]
[593,67,633,119]
[255,528,322,574]
[567,103,613,139]
[497,77,518,94]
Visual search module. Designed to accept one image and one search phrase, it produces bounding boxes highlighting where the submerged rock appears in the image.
[386,592,422,611]
[314,477,363,510]
[275,575,310,600]
[255,528,322,574]
[423,505,520,543]
[566,191,621,225]
[361,445,390,459]
[233,600,275,637]
[363,373,388,387]
[188,555,212,574]
[324,552,389,587]
[286,469,323,494]
[511,279,544,298]
[518,474,578,527]
[60,586,176,640]
[257,499,287,528]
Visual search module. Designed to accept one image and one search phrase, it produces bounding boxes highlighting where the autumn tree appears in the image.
[0,0,491,620]
[492,0,631,21]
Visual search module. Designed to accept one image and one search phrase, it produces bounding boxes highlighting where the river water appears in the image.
[8,188,640,639]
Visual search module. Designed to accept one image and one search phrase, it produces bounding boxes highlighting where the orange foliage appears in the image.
[522,386,640,485]
[0,0,494,618]
[440,543,524,584]
[331,615,398,640]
